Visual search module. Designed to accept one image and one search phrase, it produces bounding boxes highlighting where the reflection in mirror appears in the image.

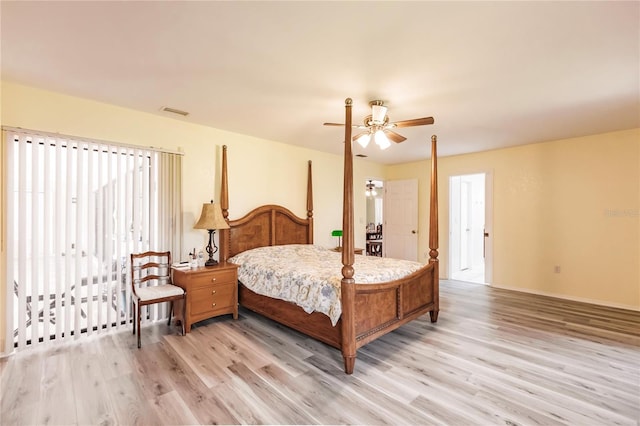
[365,179,384,256]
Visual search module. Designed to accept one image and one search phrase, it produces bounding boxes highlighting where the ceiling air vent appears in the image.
[161,106,189,116]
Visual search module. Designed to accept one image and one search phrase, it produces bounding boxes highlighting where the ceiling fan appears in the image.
[324,100,434,150]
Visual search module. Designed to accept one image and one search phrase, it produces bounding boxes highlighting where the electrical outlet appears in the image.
[554,265,561,273]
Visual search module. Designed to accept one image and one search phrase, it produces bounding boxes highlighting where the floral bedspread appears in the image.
[228,244,424,326]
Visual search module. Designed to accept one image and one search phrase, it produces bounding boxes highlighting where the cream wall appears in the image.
[2,80,637,352]
[0,81,384,351]
[388,128,640,310]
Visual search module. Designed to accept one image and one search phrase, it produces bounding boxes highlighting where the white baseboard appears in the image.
[490,282,640,312]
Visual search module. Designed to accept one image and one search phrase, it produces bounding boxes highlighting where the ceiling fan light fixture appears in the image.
[366,180,377,197]
[324,99,434,151]
[374,130,391,150]
[356,133,371,148]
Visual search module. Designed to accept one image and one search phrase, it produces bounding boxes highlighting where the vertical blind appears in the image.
[4,128,183,352]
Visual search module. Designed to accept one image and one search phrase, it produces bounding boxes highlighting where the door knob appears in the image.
[411,230,417,234]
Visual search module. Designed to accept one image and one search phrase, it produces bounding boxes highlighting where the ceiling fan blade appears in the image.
[391,117,435,128]
[324,122,366,128]
[384,130,407,143]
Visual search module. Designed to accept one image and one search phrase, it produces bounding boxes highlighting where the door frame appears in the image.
[485,170,494,284]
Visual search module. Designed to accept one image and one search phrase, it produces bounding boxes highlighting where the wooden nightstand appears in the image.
[172,262,239,333]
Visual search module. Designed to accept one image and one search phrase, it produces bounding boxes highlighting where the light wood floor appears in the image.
[2,280,639,425]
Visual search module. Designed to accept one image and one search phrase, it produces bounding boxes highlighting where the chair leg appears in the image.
[132,300,136,335]
[168,302,173,326]
[137,304,142,349]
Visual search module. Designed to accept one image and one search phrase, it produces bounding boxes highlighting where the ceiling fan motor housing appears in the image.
[369,100,388,125]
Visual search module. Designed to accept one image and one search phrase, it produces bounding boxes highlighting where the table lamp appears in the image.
[331,229,343,250]
[194,201,230,266]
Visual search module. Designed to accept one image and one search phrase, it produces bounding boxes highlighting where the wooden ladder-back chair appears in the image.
[130,251,185,348]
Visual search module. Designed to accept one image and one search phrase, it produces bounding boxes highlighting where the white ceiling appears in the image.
[2,1,638,164]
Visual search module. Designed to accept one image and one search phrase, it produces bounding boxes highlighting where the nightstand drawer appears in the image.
[190,283,236,316]
[188,268,237,288]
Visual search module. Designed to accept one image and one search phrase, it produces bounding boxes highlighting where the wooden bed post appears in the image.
[429,135,440,322]
[340,98,357,374]
[307,160,314,243]
[220,145,230,262]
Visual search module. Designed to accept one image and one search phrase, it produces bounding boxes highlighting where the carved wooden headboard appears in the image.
[218,146,314,262]
[223,204,313,259]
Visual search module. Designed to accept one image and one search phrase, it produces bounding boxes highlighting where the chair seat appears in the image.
[135,284,184,302]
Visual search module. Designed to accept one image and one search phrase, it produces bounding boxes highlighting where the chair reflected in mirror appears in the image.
[366,224,383,257]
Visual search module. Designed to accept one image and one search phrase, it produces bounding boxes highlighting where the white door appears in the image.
[384,179,419,261]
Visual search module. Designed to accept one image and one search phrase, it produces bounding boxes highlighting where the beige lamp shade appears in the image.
[194,202,230,230]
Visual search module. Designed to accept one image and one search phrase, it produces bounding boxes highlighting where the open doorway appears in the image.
[449,173,488,284]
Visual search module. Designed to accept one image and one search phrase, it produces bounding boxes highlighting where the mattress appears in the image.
[228,244,423,325]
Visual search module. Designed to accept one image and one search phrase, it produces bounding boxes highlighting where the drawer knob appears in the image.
[211,277,216,282]
[212,303,216,307]
[212,290,216,294]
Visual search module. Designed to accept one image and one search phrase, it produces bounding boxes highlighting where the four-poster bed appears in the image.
[218,98,439,374]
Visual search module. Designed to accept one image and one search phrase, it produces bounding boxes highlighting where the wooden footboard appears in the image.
[238,260,438,373]
[352,263,437,349]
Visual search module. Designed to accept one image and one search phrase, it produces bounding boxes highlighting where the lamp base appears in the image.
[204,229,220,267]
